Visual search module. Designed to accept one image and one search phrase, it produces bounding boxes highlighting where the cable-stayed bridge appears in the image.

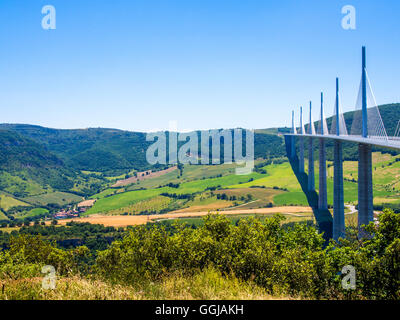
[284,47,400,241]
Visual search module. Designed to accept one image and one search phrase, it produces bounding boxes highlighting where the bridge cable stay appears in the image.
[365,70,388,140]
[330,80,348,136]
[394,120,400,140]
[350,69,388,140]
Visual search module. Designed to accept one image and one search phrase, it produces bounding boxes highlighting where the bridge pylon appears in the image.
[299,107,305,173]
[318,93,328,211]
[287,110,297,159]
[308,102,315,191]
[333,78,345,240]
[358,46,374,236]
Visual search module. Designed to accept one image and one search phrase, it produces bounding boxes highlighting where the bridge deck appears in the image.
[285,134,400,151]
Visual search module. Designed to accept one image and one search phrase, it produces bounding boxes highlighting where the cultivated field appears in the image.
[23,192,83,206]
[0,194,31,211]
[81,153,400,218]
[55,206,313,227]
[112,166,178,187]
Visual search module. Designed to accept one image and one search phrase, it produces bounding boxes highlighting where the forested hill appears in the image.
[0,125,152,172]
[0,130,62,170]
[0,103,399,174]
[0,124,285,172]
[0,130,77,196]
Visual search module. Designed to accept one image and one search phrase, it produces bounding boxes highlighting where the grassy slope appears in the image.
[0,211,8,221]
[0,194,31,211]
[13,208,49,219]
[0,268,286,300]
[0,171,47,197]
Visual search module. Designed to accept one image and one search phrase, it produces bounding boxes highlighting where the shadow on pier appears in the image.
[287,155,333,242]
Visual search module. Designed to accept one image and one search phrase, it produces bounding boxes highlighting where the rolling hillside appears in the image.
[0,130,76,197]
[0,124,285,173]
[2,103,399,174]
[0,125,162,172]
[1,103,399,221]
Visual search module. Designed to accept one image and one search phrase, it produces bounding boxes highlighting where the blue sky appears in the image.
[0,0,399,132]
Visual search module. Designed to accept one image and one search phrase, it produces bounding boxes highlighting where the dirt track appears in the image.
[55,206,313,227]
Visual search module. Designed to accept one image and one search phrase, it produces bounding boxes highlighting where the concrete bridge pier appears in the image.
[299,107,305,173]
[333,78,345,240]
[299,137,305,173]
[357,47,374,236]
[318,139,328,210]
[308,138,315,191]
[289,110,297,159]
[358,143,373,234]
[291,136,296,159]
[333,140,345,240]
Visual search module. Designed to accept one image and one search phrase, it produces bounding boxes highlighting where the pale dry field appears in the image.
[54,206,313,227]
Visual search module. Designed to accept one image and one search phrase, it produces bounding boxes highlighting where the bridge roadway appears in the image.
[285,133,400,151]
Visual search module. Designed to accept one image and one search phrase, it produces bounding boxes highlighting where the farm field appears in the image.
[22,192,83,206]
[13,208,49,219]
[112,166,178,187]
[55,206,313,227]
[0,193,31,211]
[85,187,173,215]
[126,163,241,191]
[86,171,266,214]
[0,210,8,221]
[3,151,400,226]
[81,152,400,219]
[105,196,173,215]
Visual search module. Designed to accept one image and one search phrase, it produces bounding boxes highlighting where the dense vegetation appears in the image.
[0,124,285,172]
[0,222,124,253]
[0,130,77,196]
[1,210,399,300]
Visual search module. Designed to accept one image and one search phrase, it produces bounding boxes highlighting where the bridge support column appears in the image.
[318,139,328,210]
[308,137,315,191]
[358,143,373,236]
[299,137,305,173]
[333,140,345,240]
[291,136,296,159]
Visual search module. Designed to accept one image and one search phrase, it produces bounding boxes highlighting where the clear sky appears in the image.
[0,0,399,132]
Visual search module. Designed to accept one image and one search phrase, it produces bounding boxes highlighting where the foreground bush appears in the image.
[0,234,91,279]
[1,209,399,299]
[95,210,400,299]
